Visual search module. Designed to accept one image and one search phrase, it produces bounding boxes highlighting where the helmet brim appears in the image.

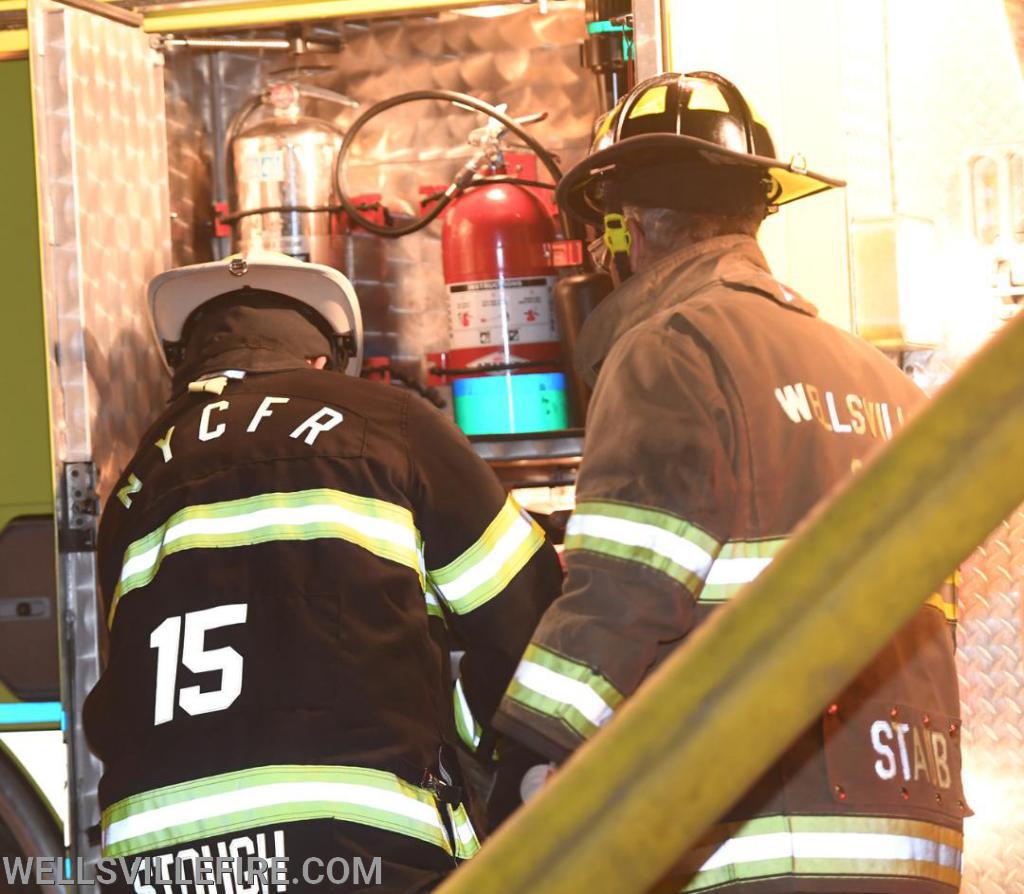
[556,132,846,224]
[148,255,364,377]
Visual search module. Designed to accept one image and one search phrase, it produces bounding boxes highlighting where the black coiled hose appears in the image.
[334,89,581,242]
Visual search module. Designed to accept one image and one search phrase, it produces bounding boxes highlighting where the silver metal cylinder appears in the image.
[232,113,345,268]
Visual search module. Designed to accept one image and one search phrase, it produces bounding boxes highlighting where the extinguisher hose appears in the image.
[334,90,581,241]
[417,176,555,208]
[217,200,390,226]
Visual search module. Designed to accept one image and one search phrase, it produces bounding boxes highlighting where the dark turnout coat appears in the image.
[496,235,967,894]
[84,365,561,891]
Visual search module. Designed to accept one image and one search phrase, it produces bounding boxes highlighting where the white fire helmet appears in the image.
[147,249,364,377]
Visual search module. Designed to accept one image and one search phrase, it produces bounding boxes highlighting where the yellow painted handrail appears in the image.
[5,0,488,40]
[141,0,489,33]
[438,313,1024,894]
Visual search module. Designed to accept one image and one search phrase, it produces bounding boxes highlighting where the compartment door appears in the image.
[28,0,171,871]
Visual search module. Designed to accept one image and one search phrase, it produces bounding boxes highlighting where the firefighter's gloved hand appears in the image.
[519,762,557,803]
[486,738,554,829]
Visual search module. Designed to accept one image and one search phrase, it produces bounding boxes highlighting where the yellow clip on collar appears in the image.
[188,376,229,395]
[603,213,632,256]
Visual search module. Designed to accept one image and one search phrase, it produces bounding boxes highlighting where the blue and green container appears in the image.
[452,372,569,435]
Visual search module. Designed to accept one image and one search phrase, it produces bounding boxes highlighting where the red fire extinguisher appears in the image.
[334,90,579,434]
[440,180,558,373]
[434,179,569,435]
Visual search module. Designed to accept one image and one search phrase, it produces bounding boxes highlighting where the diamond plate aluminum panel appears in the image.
[905,345,1024,894]
[29,0,171,871]
[906,343,1024,894]
[958,510,1024,894]
[32,2,172,495]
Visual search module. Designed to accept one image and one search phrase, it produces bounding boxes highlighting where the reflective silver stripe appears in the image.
[699,538,789,603]
[449,803,481,859]
[119,505,416,585]
[505,644,625,743]
[679,815,963,891]
[705,556,773,585]
[101,765,455,858]
[513,659,615,729]
[110,489,424,625]
[699,830,961,870]
[566,514,715,579]
[429,496,545,615]
[453,677,481,750]
[424,588,444,618]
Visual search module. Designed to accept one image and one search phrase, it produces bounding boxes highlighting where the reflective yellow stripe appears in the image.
[678,814,962,892]
[449,802,481,859]
[925,571,959,622]
[101,764,477,859]
[629,84,668,118]
[698,538,788,603]
[565,500,720,591]
[110,489,423,626]
[428,496,545,615]
[506,643,624,742]
[925,591,957,622]
[424,586,445,620]
[453,677,482,752]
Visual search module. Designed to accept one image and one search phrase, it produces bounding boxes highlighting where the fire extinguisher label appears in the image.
[447,277,557,350]
[241,149,285,183]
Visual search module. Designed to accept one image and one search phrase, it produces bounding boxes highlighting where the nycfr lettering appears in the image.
[118,396,344,509]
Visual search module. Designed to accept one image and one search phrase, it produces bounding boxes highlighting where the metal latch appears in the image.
[546,240,585,267]
[62,462,98,552]
[0,598,51,621]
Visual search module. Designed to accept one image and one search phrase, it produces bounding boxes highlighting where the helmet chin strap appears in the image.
[333,332,358,373]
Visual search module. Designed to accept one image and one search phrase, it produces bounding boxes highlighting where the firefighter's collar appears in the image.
[575,234,817,386]
[187,369,247,396]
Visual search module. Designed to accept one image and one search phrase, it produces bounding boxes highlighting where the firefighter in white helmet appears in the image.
[84,250,561,892]
[495,72,967,894]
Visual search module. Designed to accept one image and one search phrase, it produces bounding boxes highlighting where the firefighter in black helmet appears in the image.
[496,73,968,894]
[559,69,843,282]
[84,250,562,892]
